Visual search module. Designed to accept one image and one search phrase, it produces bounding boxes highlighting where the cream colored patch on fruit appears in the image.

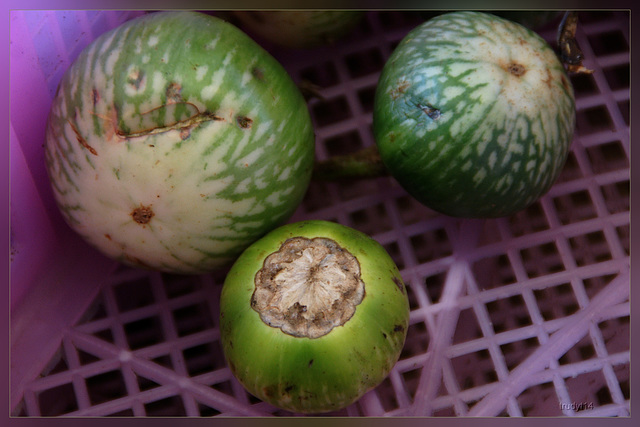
[509,141,525,155]
[205,35,221,51]
[526,160,536,172]
[278,166,291,181]
[497,133,509,149]
[253,119,273,141]
[237,147,264,169]
[133,37,143,54]
[488,151,497,169]
[241,69,253,86]
[265,191,282,206]
[195,65,208,81]
[475,133,491,156]
[152,71,166,95]
[200,83,216,101]
[148,35,159,47]
[254,178,268,190]
[292,155,307,172]
[473,167,487,184]
[442,85,464,103]
[104,42,123,76]
[235,177,251,193]
[281,185,294,196]
[248,203,266,215]
[202,67,232,101]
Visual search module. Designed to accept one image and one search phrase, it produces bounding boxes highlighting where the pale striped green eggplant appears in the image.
[373,11,576,218]
[45,11,315,274]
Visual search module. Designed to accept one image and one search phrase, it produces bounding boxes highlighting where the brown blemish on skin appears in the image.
[390,79,410,100]
[132,204,154,225]
[68,120,98,155]
[125,254,153,269]
[92,88,100,106]
[418,103,441,120]
[507,62,526,77]
[252,66,265,81]
[560,73,571,92]
[127,68,145,90]
[115,108,223,139]
[262,385,277,399]
[166,82,182,103]
[392,276,403,292]
[236,116,253,129]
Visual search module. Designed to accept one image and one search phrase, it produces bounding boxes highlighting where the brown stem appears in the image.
[557,11,593,74]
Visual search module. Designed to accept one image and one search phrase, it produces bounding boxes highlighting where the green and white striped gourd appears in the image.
[45,11,315,274]
[373,11,576,218]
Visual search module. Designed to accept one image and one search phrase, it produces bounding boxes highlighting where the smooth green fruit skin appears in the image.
[220,220,409,414]
[373,11,576,218]
[44,12,315,274]
[234,11,364,49]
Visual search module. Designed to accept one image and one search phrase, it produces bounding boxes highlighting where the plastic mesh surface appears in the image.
[11,10,630,417]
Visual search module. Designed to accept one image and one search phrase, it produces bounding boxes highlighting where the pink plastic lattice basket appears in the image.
[10,10,630,417]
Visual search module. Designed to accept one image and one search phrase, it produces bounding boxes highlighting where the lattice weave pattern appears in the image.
[12,11,630,417]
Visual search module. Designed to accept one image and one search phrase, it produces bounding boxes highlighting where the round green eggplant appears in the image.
[233,11,364,49]
[373,11,576,218]
[44,11,315,274]
[220,220,409,413]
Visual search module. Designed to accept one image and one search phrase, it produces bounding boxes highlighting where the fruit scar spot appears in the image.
[236,115,253,129]
[115,105,224,138]
[390,79,410,100]
[251,66,265,81]
[68,119,98,155]
[252,236,365,339]
[131,204,154,225]
[507,62,526,77]
[418,103,441,120]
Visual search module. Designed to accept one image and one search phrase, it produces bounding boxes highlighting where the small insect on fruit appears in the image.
[219,220,410,414]
[373,11,576,218]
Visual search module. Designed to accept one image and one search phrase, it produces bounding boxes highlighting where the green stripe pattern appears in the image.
[373,11,575,218]
[45,12,315,274]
